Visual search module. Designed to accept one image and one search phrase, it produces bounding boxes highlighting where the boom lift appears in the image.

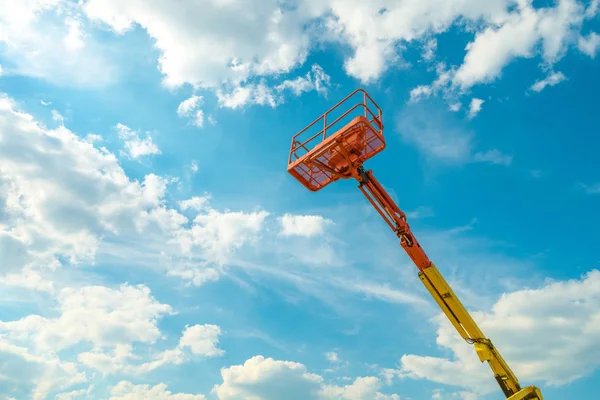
[286,89,543,400]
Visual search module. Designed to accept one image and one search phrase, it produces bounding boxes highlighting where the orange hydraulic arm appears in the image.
[357,167,430,271]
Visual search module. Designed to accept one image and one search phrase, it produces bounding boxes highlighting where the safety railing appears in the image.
[288,88,383,165]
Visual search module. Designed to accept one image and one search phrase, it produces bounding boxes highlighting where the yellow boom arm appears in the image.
[419,265,543,399]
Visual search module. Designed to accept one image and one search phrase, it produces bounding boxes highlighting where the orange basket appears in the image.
[287,89,385,191]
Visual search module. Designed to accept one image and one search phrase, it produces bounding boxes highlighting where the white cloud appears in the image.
[0,92,278,294]
[85,133,103,143]
[422,38,438,62]
[0,268,54,293]
[77,323,223,376]
[396,101,511,167]
[110,381,206,400]
[578,32,600,57]
[325,351,340,363]
[586,0,600,18]
[397,102,474,164]
[116,123,161,160]
[192,110,204,128]
[0,0,115,87]
[406,206,435,219]
[63,16,85,52]
[404,1,590,108]
[392,270,600,394]
[56,385,94,400]
[448,102,461,112]
[579,182,600,194]
[178,324,224,357]
[409,85,433,103]
[179,196,211,212]
[175,207,269,266]
[167,267,221,287]
[408,62,459,105]
[454,1,585,89]
[190,160,199,174]
[275,64,331,97]
[83,0,314,88]
[0,95,135,275]
[530,71,567,92]
[2,0,595,109]
[51,109,64,124]
[177,95,205,128]
[472,150,513,166]
[322,376,401,400]
[0,284,173,351]
[212,355,400,400]
[467,98,484,119]
[177,95,202,116]
[213,356,323,399]
[216,81,277,109]
[430,389,478,400]
[216,64,331,109]
[279,214,332,237]
[78,344,139,375]
[0,337,87,399]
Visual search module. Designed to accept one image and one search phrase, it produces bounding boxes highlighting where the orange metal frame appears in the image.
[287,89,385,192]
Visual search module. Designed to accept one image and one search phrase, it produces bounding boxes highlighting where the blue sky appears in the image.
[1,1,600,399]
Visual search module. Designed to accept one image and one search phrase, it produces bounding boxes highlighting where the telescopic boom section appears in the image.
[356,168,430,271]
[356,168,543,400]
[286,89,543,400]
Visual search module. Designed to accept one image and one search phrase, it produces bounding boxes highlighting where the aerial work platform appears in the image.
[287,89,385,191]
[286,88,544,400]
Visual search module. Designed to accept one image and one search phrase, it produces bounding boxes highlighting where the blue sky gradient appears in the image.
[1,1,600,399]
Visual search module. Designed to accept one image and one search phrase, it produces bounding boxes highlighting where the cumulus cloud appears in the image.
[467,98,484,119]
[177,95,205,128]
[390,270,600,395]
[110,381,206,400]
[178,324,224,357]
[116,123,161,160]
[51,109,65,124]
[190,160,199,174]
[0,281,224,395]
[2,91,350,298]
[422,38,438,62]
[321,376,401,400]
[178,196,211,212]
[212,355,400,400]
[0,0,115,86]
[175,208,269,265]
[0,284,172,352]
[216,64,331,109]
[0,338,86,400]
[56,385,94,400]
[406,1,593,107]
[325,351,340,363]
[530,71,567,92]
[3,0,598,108]
[578,32,600,57]
[279,214,332,237]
